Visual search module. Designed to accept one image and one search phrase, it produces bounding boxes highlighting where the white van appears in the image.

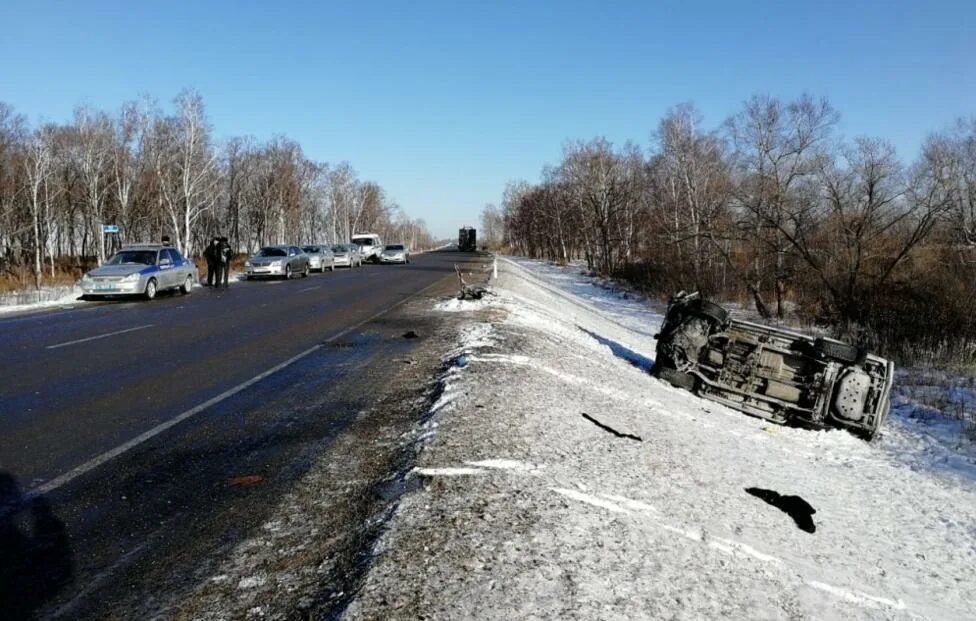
[351,233,382,262]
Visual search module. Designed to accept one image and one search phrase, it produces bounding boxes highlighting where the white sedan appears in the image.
[378,244,410,264]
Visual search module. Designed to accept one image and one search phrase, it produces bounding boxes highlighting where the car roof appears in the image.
[120,244,164,251]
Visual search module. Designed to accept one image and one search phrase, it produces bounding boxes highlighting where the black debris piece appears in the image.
[581,413,643,442]
[745,487,817,533]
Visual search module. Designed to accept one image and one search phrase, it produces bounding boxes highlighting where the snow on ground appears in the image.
[0,284,84,314]
[0,276,219,316]
[345,256,976,620]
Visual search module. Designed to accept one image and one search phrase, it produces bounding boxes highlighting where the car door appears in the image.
[155,249,176,288]
[168,248,190,285]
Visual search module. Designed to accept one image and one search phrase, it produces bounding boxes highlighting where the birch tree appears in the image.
[23,127,54,288]
[74,108,113,263]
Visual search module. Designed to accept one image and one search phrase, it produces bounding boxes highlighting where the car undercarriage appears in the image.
[653,292,894,439]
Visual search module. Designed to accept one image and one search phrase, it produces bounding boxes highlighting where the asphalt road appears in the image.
[0,249,480,619]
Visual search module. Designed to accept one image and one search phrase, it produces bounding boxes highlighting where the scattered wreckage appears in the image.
[653,292,894,439]
[455,264,491,300]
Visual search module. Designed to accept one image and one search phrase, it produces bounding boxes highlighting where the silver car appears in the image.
[79,244,198,300]
[331,244,362,268]
[379,243,410,264]
[654,292,894,439]
[243,245,311,279]
[301,245,335,272]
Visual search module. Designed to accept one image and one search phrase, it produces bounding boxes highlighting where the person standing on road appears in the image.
[219,236,232,288]
[204,237,221,286]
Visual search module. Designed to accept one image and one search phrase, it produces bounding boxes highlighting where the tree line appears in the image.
[0,90,434,287]
[489,95,976,364]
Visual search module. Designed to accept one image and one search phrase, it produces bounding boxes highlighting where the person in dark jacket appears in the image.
[219,237,232,287]
[204,237,221,286]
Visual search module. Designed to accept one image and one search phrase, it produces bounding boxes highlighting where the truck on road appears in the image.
[458,227,477,252]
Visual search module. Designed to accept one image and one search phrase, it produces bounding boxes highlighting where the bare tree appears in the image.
[74,107,114,263]
[23,126,55,288]
[651,103,731,292]
[149,90,218,254]
[112,101,143,245]
[723,94,838,316]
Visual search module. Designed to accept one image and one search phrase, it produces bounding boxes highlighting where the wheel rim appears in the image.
[147,281,156,298]
[185,276,192,291]
[286,265,291,279]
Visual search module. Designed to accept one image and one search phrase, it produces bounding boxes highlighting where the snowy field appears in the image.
[346,257,976,620]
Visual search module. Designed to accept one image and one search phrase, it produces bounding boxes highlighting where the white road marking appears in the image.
[807,580,907,611]
[414,467,486,476]
[45,324,154,349]
[552,487,629,513]
[28,278,444,497]
[298,286,320,292]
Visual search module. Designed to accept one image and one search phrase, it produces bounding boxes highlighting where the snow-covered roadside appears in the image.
[0,284,84,314]
[345,257,976,620]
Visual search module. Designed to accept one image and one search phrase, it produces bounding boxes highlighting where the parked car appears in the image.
[243,245,310,279]
[79,244,198,300]
[379,243,410,264]
[351,233,382,262]
[302,244,335,272]
[653,291,894,439]
[331,244,362,268]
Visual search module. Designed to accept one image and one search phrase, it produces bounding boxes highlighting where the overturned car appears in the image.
[653,292,894,439]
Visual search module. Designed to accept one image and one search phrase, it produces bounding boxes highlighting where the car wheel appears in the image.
[815,338,861,363]
[656,366,698,391]
[180,275,193,294]
[144,278,158,300]
[330,263,335,272]
[284,265,292,280]
[303,264,310,278]
[694,300,729,326]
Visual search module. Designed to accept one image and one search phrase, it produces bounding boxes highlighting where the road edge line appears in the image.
[29,276,448,498]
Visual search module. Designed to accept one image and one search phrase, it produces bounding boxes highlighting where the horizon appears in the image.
[1,0,973,239]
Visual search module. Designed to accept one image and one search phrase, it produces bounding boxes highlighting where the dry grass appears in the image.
[0,264,85,294]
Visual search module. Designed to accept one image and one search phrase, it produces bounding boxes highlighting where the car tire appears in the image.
[815,338,861,363]
[285,265,292,280]
[694,300,729,325]
[144,278,158,300]
[657,366,698,391]
[302,264,310,278]
[330,263,335,272]
[180,275,193,294]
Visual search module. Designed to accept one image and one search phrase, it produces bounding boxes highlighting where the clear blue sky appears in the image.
[1,1,973,238]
